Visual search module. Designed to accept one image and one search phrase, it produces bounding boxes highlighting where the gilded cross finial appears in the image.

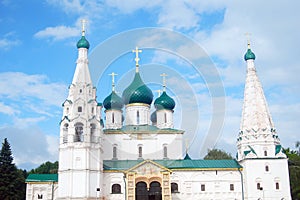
[81,19,87,36]
[245,32,252,49]
[132,47,142,72]
[109,72,118,92]
[160,73,168,92]
[155,89,162,96]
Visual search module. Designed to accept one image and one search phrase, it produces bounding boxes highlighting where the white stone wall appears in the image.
[125,104,150,125]
[105,110,123,129]
[103,133,183,160]
[156,109,174,129]
[26,182,58,200]
[241,158,291,200]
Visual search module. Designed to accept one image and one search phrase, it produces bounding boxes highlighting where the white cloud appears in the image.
[0,102,19,115]
[34,25,79,41]
[0,32,21,50]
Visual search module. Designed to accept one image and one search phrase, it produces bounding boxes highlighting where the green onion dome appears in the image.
[244,47,256,61]
[150,111,157,123]
[154,91,175,110]
[103,91,124,110]
[77,36,90,49]
[122,72,153,105]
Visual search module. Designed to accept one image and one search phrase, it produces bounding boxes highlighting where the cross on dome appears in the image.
[160,73,168,92]
[81,19,87,36]
[132,47,142,72]
[109,72,118,92]
[245,32,252,48]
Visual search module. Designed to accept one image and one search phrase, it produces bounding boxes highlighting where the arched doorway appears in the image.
[149,181,162,200]
[136,182,148,200]
[135,181,162,200]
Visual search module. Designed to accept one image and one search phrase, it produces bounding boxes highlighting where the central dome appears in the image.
[122,72,153,105]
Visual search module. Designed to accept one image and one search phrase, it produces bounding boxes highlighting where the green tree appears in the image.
[0,138,26,200]
[30,161,58,174]
[203,149,233,160]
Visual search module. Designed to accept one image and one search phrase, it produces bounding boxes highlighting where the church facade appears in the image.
[25,28,291,200]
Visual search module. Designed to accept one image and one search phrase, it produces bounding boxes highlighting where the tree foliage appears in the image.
[284,143,300,200]
[29,161,58,174]
[0,138,26,200]
[203,149,233,160]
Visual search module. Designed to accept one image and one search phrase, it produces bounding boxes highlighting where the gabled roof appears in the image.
[103,159,242,171]
[26,174,58,183]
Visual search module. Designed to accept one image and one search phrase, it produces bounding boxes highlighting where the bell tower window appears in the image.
[75,123,84,142]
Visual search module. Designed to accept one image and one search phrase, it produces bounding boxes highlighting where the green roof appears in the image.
[122,72,153,105]
[103,159,242,171]
[104,125,184,134]
[154,91,175,110]
[26,174,58,183]
[77,36,90,49]
[244,48,256,61]
[103,91,124,110]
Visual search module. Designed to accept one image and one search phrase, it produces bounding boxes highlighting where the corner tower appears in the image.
[237,42,291,200]
[57,22,103,200]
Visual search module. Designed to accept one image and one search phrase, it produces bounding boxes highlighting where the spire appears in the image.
[72,23,92,85]
[132,47,142,72]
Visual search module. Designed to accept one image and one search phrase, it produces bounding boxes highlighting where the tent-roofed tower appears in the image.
[57,21,103,200]
[237,41,291,200]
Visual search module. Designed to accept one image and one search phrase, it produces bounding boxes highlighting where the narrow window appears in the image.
[230,184,234,191]
[265,165,269,172]
[92,107,94,114]
[63,123,68,143]
[78,106,82,112]
[112,112,115,124]
[38,194,43,199]
[171,183,179,193]
[113,146,117,160]
[90,124,96,142]
[79,89,82,93]
[163,146,168,159]
[201,184,205,191]
[138,146,142,158]
[257,183,261,190]
[164,113,167,123]
[276,182,280,190]
[264,150,267,156]
[137,111,140,124]
[66,107,69,114]
[112,184,121,194]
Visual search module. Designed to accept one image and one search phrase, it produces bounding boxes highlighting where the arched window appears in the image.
[276,182,280,190]
[111,184,121,194]
[164,113,167,123]
[163,145,168,159]
[90,123,96,142]
[113,145,117,160]
[138,146,143,159]
[137,111,140,125]
[264,150,267,156]
[112,112,115,124]
[75,123,84,142]
[265,165,269,172]
[230,183,234,191]
[171,183,178,193]
[78,106,82,112]
[63,123,68,143]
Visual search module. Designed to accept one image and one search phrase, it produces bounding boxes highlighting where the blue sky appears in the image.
[1,0,300,170]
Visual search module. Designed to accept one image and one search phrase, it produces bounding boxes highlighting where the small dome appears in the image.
[77,36,90,49]
[150,111,157,123]
[103,91,124,110]
[244,48,255,61]
[122,72,153,105]
[154,91,175,110]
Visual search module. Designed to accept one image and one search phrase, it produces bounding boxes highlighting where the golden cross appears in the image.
[109,72,118,92]
[155,89,162,96]
[245,32,252,48]
[160,73,168,91]
[132,47,142,70]
[81,19,87,36]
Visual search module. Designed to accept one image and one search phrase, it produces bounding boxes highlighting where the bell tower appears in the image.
[57,21,103,200]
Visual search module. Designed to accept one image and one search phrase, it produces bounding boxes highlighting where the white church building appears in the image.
[25,27,291,200]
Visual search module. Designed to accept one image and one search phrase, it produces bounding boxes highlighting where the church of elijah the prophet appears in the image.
[25,25,291,200]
